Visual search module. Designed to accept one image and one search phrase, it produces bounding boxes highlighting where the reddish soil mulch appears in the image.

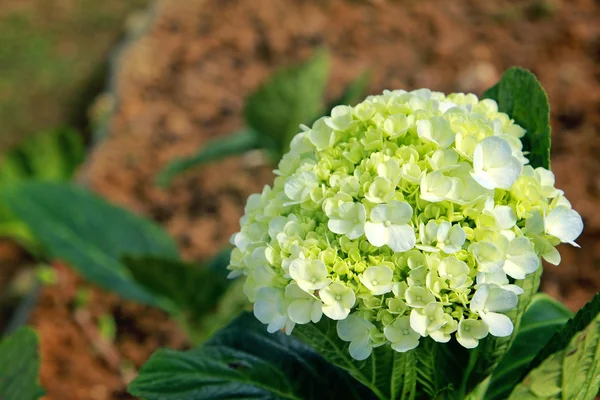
[30,0,600,398]
[33,264,187,400]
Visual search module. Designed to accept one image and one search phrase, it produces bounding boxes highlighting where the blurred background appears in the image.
[0,0,598,398]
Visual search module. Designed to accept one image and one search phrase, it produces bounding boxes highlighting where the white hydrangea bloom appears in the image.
[337,315,375,360]
[384,316,420,352]
[471,136,522,189]
[545,205,584,247]
[289,259,331,292]
[470,284,518,337]
[320,282,356,320]
[418,220,466,254]
[456,319,489,349]
[254,287,294,335]
[327,201,366,240]
[359,265,395,295]
[229,89,583,359]
[365,201,416,252]
[285,283,323,324]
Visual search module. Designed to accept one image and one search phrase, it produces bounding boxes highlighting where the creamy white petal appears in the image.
[480,311,513,337]
[546,206,584,244]
[365,222,389,248]
[387,224,417,252]
[409,309,429,336]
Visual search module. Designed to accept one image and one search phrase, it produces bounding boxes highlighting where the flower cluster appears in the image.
[228,89,583,360]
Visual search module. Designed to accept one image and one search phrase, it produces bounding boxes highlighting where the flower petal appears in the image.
[387,224,417,252]
[365,222,389,248]
[546,206,584,244]
[349,335,372,360]
[480,311,514,337]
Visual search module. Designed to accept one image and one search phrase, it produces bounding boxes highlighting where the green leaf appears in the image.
[484,294,573,400]
[128,313,373,400]
[293,317,417,400]
[530,290,600,371]
[244,50,330,154]
[122,255,230,320]
[508,305,600,400]
[326,70,371,110]
[467,266,542,391]
[482,67,551,169]
[155,129,262,188]
[0,182,179,308]
[0,127,85,252]
[0,127,84,184]
[0,327,45,400]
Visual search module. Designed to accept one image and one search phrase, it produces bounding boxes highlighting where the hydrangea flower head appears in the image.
[228,89,583,360]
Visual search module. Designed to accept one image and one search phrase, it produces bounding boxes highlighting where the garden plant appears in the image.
[0,63,598,400]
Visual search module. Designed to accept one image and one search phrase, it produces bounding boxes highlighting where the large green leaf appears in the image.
[121,254,243,342]
[244,50,330,154]
[0,127,85,252]
[414,338,467,399]
[128,313,373,400]
[482,67,551,169]
[122,256,230,316]
[508,305,600,400]
[293,318,417,400]
[467,266,542,391]
[530,290,600,371]
[0,327,44,400]
[484,294,573,400]
[155,129,263,188]
[0,182,179,308]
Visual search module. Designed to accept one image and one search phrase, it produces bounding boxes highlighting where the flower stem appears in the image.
[457,346,480,399]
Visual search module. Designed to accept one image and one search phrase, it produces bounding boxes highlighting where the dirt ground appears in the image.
[19,0,600,398]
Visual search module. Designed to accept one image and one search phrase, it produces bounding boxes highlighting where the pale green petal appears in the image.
[337,314,373,341]
[348,335,373,360]
[485,286,518,312]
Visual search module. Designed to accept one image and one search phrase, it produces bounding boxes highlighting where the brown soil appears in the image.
[31,0,600,398]
[33,263,188,400]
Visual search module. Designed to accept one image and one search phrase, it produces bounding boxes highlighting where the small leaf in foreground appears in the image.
[156,129,262,188]
[129,312,373,400]
[0,327,45,400]
[244,49,330,154]
[484,293,573,400]
[0,182,179,308]
[482,67,551,169]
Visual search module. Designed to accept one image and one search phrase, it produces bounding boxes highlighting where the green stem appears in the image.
[456,347,480,399]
